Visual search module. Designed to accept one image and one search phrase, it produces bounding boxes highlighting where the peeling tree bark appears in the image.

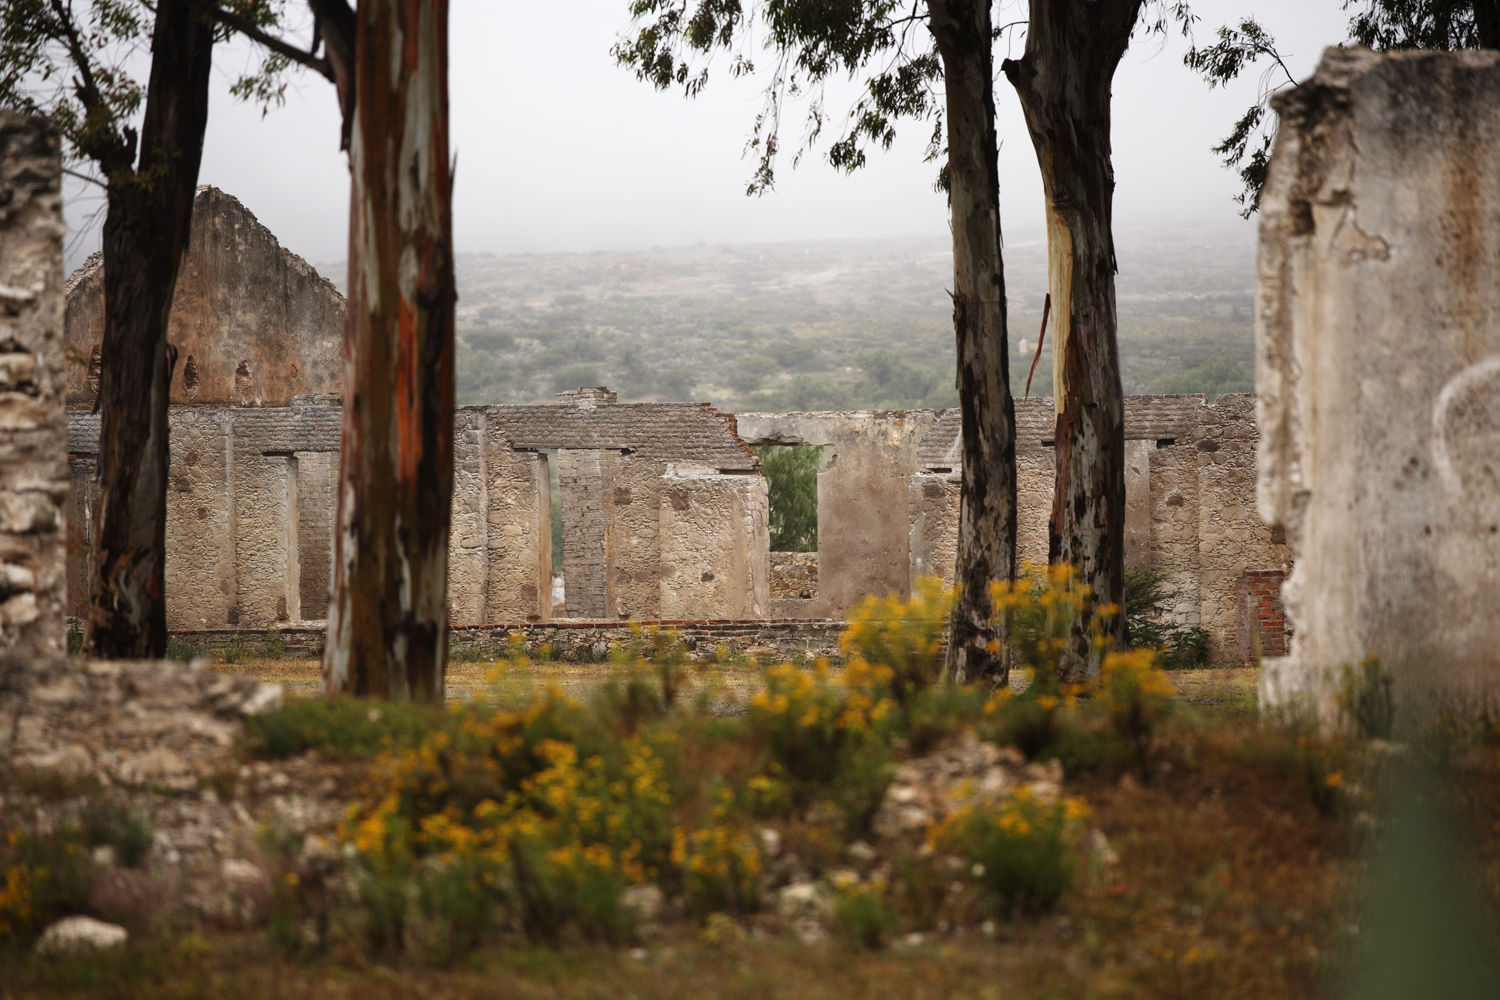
[85,0,214,659]
[930,0,1018,685]
[323,0,456,701]
[1002,0,1141,657]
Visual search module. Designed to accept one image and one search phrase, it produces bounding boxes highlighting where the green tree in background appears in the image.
[754,446,823,552]
[1155,356,1253,400]
[1188,1,1500,215]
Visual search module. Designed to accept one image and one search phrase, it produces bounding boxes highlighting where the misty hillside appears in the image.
[334,227,1258,413]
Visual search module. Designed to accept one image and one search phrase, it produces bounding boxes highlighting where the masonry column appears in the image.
[0,113,68,655]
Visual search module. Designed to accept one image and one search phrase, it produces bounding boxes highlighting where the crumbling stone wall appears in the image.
[1257,48,1500,713]
[910,394,1283,664]
[0,112,68,655]
[65,187,344,409]
[769,552,818,600]
[67,392,763,629]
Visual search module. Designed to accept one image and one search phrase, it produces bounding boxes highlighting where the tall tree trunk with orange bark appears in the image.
[324,0,455,700]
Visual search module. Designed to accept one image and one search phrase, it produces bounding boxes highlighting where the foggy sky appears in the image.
[61,0,1354,273]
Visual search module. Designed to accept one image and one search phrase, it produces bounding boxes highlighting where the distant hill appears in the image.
[319,226,1257,412]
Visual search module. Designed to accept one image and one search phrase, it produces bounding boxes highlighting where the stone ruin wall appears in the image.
[908,394,1287,666]
[65,187,344,410]
[66,394,770,631]
[1257,48,1500,713]
[53,181,1284,666]
[0,113,68,656]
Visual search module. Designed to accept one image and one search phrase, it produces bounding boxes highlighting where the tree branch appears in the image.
[48,0,106,114]
[185,0,334,82]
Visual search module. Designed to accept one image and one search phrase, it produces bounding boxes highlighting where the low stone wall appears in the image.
[165,619,850,663]
[452,618,847,662]
[769,552,818,599]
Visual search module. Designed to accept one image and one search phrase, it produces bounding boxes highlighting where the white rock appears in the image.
[222,858,266,886]
[618,884,664,922]
[26,743,93,778]
[238,683,283,717]
[776,880,832,921]
[35,916,127,953]
[756,827,782,858]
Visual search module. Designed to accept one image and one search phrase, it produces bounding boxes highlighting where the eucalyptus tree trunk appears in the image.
[85,0,214,658]
[1002,0,1141,658]
[929,0,1018,685]
[323,0,456,701]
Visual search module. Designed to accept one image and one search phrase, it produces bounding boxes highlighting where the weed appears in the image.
[1339,655,1395,739]
[165,635,205,663]
[65,618,85,656]
[244,697,444,760]
[223,633,245,665]
[263,628,286,660]
[831,874,897,950]
[933,784,1089,918]
[839,577,952,702]
[1096,649,1176,777]
[81,795,153,868]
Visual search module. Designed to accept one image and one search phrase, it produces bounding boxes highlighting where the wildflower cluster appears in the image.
[933,783,1091,916]
[672,801,763,915]
[840,576,954,700]
[748,660,893,785]
[989,561,1111,682]
[1097,648,1177,765]
[339,686,677,942]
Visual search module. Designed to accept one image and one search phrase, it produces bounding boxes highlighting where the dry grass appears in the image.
[213,652,768,707]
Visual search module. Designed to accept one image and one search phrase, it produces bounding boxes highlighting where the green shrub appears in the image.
[65,619,84,656]
[263,628,285,660]
[1339,655,1396,739]
[935,785,1089,918]
[165,636,204,663]
[1123,567,1211,669]
[244,697,443,760]
[81,795,153,868]
[832,876,897,950]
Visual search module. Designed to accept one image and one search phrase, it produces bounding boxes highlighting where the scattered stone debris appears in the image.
[873,731,1062,839]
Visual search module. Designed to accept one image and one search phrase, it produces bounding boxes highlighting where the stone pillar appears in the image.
[557,447,616,618]
[1257,49,1500,716]
[659,466,769,620]
[0,113,68,655]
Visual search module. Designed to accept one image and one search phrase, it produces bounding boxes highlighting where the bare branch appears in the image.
[185,0,334,82]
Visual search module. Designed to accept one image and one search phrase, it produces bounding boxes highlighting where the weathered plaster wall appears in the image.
[659,466,769,620]
[736,410,940,618]
[0,113,68,654]
[64,187,344,409]
[1256,48,1500,713]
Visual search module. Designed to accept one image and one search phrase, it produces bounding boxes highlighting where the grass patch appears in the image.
[244,697,446,761]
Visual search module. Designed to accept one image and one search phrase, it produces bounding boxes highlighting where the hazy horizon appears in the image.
[59,0,1351,273]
